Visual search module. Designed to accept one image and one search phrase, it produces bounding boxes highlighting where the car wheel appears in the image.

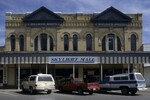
[21,86,25,93]
[47,90,52,94]
[89,90,93,95]
[121,87,129,95]
[59,87,63,92]
[77,88,83,95]
[30,87,34,95]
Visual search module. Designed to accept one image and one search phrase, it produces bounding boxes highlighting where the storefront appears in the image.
[0,52,149,89]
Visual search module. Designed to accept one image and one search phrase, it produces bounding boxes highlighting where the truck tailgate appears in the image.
[87,83,100,91]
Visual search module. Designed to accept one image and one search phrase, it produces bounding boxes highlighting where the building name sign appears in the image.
[49,57,98,64]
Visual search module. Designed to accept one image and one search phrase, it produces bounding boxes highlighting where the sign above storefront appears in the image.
[49,57,98,64]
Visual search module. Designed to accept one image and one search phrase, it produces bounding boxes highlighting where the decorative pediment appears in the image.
[23,6,64,27]
[91,7,131,23]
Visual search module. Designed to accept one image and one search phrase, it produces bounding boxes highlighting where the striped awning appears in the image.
[0,52,150,64]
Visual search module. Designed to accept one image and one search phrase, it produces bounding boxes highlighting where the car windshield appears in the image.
[38,76,53,81]
[135,74,144,80]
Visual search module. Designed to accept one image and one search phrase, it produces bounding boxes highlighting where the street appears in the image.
[0,90,150,100]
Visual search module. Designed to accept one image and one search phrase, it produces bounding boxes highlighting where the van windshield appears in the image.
[135,74,144,80]
[38,76,53,81]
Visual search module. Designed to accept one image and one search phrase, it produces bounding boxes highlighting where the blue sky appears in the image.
[0,0,150,46]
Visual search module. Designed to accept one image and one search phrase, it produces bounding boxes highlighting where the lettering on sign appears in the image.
[49,57,98,64]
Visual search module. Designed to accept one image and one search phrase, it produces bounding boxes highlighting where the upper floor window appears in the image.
[73,34,78,51]
[86,34,92,51]
[40,33,47,51]
[19,35,24,51]
[117,36,121,51]
[102,33,121,51]
[108,34,115,51]
[131,34,136,51]
[102,36,106,51]
[49,36,53,51]
[34,36,38,51]
[10,35,15,51]
[64,34,69,51]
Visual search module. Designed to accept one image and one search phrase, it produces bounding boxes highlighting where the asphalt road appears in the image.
[0,90,150,100]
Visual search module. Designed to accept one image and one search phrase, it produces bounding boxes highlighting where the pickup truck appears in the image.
[57,77,100,95]
[100,72,146,95]
[21,74,55,94]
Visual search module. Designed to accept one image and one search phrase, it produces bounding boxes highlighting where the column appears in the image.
[78,65,83,79]
[18,64,20,90]
[128,64,130,74]
[38,35,41,51]
[73,64,75,78]
[16,37,19,51]
[101,64,103,81]
[47,36,50,51]
[46,64,48,74]
[115,35,117,51]
[3,64,7,85]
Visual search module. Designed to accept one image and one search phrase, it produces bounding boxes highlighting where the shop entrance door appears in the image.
[0,70,3,86]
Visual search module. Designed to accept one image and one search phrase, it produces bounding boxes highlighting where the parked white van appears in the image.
[21,74,55,94]
[100,72,146,95]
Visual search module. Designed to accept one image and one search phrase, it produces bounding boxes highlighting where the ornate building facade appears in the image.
[0,6,147,88]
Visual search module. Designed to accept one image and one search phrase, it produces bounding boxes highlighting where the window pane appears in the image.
[40,34,47,51]
[49,36,53,51]
[73,34,78,51]
[19,35,24,51]
[131,34,136,51]
[86,34,92,51]
[10,35,15,51]
[117,36,121,51]
[64,34,69,51]
[108,34,114,51]
[102,36,106,51]
[34,36,38,51]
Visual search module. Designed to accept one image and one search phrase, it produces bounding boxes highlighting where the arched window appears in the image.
[108,34,115,51]
[34,36,38,51]
[102,36,106,51]
[19,35,24,51]
[131,34,136,51]
[64,34,69,51]
[86,34,92,51]
[40,33,47,51]
[10,35,15,51]
[73,34,78,51]
[49,36,53,51]
[117,36,121,51]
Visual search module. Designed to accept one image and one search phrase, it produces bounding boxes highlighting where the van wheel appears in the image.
[121,87,129,95]
[47,90,52,94]
[77,88,83,95]
[30,87,34,95]
[130,90,137,95]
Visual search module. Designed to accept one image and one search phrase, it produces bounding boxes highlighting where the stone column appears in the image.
[38,35,41,51]
[78,66,83,79]
[47,36,50,51]
[3,64,7,85]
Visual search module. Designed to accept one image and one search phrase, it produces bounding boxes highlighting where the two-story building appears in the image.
[0,6,148,88]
